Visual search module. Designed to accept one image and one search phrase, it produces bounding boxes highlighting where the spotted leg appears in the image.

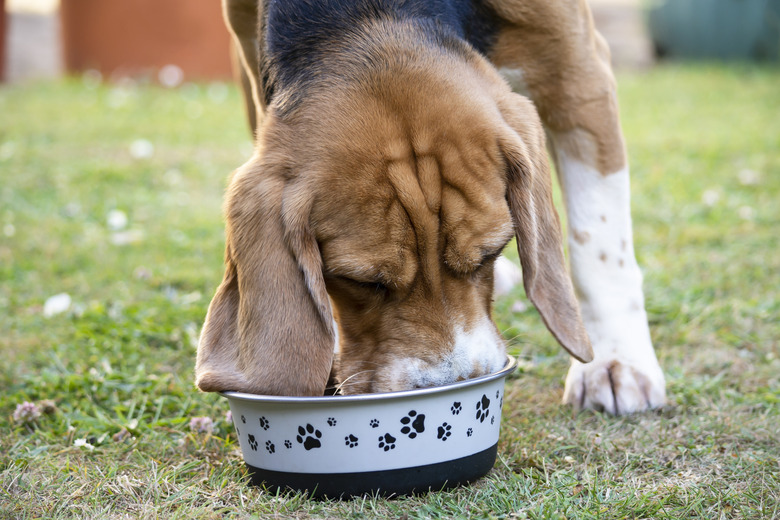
[488,0,665,414]
[550,131,666,414]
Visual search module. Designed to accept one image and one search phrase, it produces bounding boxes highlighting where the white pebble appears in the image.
[129,139,154,159]
[158,64,184,88]
[106,209,128,231]
[74,438,95,451]
[44,293,72,317]
[701,189,721,207]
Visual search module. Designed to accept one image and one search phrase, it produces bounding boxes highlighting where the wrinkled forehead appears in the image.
[311,132,513,287]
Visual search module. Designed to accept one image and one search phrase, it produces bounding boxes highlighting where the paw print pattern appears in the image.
[284,440,292,449]
[451,402,462,415]
[496,390,500,399]
[467,428,473,437]
[247,434,258,451]
[400,410,425,439]
[265,440,275,454]
[437,422,452,441]
[475,394,491,423]
[378,433,396,451]
[241,415,246,424]
[327,417,337,427]
[296,424,322,450]
[345,434,359,448]
[370,419,379,428]
[491,415,495,425]
[259,416,270,430]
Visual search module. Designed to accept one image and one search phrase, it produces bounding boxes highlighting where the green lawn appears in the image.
[1,65,778,519]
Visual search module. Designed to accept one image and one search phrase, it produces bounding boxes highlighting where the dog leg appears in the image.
[550,130,665,415]
[488,0,665,414]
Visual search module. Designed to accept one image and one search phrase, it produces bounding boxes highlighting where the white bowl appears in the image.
[223,356,517,497]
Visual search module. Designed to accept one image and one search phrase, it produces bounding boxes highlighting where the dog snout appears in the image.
[371,318,506,392]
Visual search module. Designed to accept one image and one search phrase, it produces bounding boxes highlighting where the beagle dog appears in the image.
[195,0,666,415]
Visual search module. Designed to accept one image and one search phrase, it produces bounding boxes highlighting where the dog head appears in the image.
[195,30,592,396]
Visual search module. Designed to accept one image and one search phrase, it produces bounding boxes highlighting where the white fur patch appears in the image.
[332,318,340,353]
[498,67,530,97]
[553,149,650,356]
[385,318,506,390]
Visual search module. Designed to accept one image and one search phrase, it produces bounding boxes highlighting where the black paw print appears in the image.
[327,417,337,427]
[344,434,359,448]
[247,434,258,451]
[491,415,495,425]
[496,390,500,399]
[400,410,425,439]
[258,416,270,430]
[475,394,491,423]
[284,440,292,449]
[437,422,452,441]
[265,440,275,454]
[378,433,396,451]
[296,424,322,450]
[500,395,504,409]
[451,402,462,415]
[370,419,379,428]
[241,415,246,424]
[467,428,473,437]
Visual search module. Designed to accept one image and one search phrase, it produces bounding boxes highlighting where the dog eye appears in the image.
[334,276,389,293]
[353,279,388,292]
[476,238,512,271]
[476,249,503,270]
[481,249,502,264]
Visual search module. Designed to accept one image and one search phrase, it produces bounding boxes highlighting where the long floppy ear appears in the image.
[195,152,335,396]
[498,94,594,363]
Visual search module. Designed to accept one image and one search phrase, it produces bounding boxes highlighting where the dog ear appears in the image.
[498,94,594,363]
[195,153,335,396]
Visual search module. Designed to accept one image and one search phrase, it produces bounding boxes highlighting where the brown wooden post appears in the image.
[59,0,233,81]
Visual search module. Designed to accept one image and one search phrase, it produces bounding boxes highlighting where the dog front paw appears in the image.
[562,358,665,415]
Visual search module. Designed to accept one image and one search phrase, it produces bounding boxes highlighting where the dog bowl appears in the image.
[222,356,517,498]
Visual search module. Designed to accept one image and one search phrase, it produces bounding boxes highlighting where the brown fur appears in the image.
[485,0,627,174]
[196,3,601,396]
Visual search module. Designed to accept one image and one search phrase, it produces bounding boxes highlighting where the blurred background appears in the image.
[2,0,234,84]
[1,3,777,517]
[2,0,777,84]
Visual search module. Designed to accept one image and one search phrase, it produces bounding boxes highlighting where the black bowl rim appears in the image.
[221,355,517,404]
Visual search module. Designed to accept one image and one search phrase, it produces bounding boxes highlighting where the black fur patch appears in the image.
[261,0,500,114]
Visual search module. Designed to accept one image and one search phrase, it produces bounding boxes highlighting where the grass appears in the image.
[1,64,778,519]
